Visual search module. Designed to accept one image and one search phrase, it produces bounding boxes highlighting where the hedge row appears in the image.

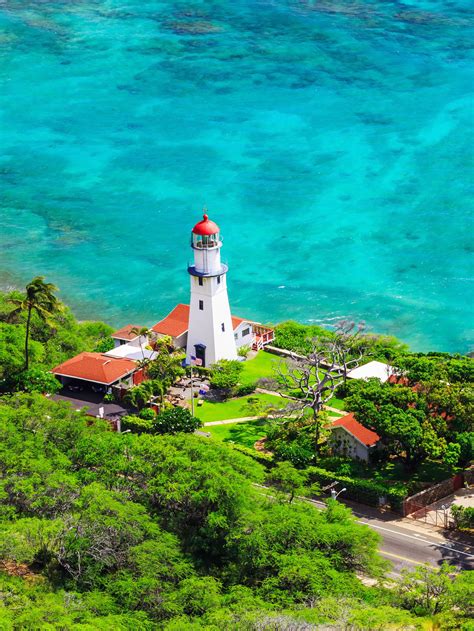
[306,465,407,512]
[230,443,274,467]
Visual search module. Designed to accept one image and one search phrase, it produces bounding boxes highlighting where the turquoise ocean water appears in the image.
[0,0,473,352]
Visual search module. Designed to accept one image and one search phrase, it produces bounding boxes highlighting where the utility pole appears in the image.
[190,364,194,417]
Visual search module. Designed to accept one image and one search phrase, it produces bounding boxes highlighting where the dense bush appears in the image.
[154,407,202,434]
[273,321,331,355]
[451,505,474,530]
[138,407,156,420]
[233,381,258,397]
[14,368,61,394]
[121,414,154,434]
[210,359,243,396]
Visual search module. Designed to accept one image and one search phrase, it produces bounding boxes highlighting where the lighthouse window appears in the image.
[198,277,203,286]
[217,275,221,284]
[199,300,204,311]
[221,323,225,332]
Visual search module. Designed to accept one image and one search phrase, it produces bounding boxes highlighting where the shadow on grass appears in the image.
[223,420,268,449]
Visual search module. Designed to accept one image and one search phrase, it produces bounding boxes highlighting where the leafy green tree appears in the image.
[396,562,457,616]
[346,379,446,471]
[0,323,44,385]
[154,407,202,434]
[94,336,115,353]
[7,277,61,370]
[15,367,61,394]
[210,359,243,397]
[443,442,461,471]
[266,461,308,502]
[457,432,474,466]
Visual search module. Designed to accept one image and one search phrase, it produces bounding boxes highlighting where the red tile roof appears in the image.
[231,315,246,329]
[332,413,380,447]
[52,352,136,385]
[152,304,252,338]
[111,324,143,340]
[152,304,190,338]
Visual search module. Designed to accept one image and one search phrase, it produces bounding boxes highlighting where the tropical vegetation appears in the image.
[0,394,472,629]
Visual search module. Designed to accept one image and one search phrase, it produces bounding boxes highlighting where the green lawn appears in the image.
[239,350,284,386]
[196,392,284,423]
[326,396,347,411]
[206,419,268,448]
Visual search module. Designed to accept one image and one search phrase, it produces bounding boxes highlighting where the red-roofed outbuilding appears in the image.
[330,413,380,462]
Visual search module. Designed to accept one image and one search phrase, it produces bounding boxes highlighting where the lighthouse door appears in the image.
[194,344,206,368]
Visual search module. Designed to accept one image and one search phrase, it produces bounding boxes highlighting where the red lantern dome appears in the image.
[192,213,220,236]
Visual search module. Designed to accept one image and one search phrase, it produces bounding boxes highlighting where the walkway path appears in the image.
[203,416,259,426]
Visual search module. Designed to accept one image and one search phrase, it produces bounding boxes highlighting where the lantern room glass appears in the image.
[192,232,220,249]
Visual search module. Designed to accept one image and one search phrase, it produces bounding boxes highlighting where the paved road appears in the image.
[255,485,474,575]
[356,515,474,574]
[321,497,474,574]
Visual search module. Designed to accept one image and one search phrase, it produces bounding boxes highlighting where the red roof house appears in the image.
[152,304,190,341]
[52,352,137,386]
[330,413,380,462]
[111,325,143,342]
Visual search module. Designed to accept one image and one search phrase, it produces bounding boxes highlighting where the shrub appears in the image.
[451,505,474,530]
[139,408,156,420]
[273,321,332,355]
[237,345,250,358]
[121,414,154,434]
[94,337,115,353]
[457,433,474,467]
[230,443,274,466]
[234,382,257,397]
[154,407,202,434]
[272,439,315,469]
[103,392,115,403]
[210,360,243,396]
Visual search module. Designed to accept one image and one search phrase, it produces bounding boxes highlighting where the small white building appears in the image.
[111,325,148,349]
[330,413,380,462]
[347,360,398,383]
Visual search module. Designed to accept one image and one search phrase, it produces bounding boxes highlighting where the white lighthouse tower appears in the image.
[186,212,237,367]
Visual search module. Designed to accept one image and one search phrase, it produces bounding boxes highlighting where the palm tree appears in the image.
[8,276,61,370]
[130,326,152,363]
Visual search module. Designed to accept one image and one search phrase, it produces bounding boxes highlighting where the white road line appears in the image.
[359,521,474,559]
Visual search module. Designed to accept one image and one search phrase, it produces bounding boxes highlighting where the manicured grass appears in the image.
[206,419,268,448]
[239,351,283,386]
[326,396,347,411]
[196,392,283,423]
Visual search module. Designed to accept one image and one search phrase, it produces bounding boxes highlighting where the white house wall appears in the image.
[233,322,253,349]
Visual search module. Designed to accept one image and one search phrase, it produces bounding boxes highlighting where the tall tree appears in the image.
[274,320,367,452]
[7,276,61,370]
[129,326,152,364]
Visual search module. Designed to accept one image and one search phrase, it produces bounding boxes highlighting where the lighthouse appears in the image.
[186,212,237,367]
